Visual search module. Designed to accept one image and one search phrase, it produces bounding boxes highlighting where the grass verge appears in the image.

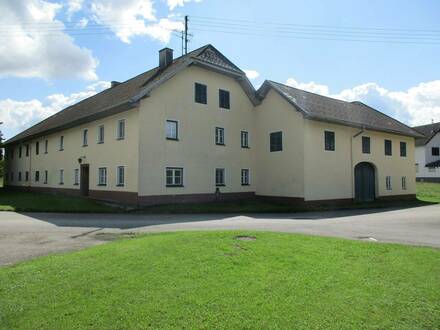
[0,231,439,329]
[416,181,440,203]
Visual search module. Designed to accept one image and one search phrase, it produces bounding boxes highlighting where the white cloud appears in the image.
[91,0,184,43]
[1,81,110,140]
[167,0,202,11]
[285,77,440,126]
[67,0,84,17]
[0,0,98,80]
[75,17,89,28]
[244,70,260,80]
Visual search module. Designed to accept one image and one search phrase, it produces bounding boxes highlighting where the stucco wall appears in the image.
[304,119,416,200]
[5,108,139,193]
[137,65,256,197]
[255,89,305,198]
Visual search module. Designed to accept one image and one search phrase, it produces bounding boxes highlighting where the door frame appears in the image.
[354,162,376,202]
[80,164,90,197]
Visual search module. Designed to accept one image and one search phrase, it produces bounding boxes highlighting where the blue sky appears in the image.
[1,0,440,140]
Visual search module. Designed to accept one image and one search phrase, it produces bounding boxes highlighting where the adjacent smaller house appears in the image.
[413,122,440,182]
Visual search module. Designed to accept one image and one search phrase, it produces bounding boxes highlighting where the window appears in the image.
[429,167,436,173]
[83,129,88,146]
[25,171,29,182]
[241,131,249,148]
[215,168,225,186]
[44,140,48,154]
[219,89,230,109]
[74,169,79,185]
[10,172,14,182]
[241,169,250,186]
[98,125,105,143]
[18,172,22,181]
[35,142,39,155]
[117,166,125,186]
[215,127,225,145]
[432,147,440,156]
[384,139,392,156]
[324,131,335,151]
[402,176,407,190]
[117,119,125,140]
[98,167,107,186]
[166,167,183,187]
[195,83,207,104]
[25,144,29,157]
[415,163,419,173]
[270,131,283,152]
[362,136,370,154]
[59,169,64,185]
[59,136,64,151]
[19,146,22,158]
[166,120,178,140]
[35,171,39,182]
[400,142,407,157]
[44,170,48,184]
[386,176,392,190]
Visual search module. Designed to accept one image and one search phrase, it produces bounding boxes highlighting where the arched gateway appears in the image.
[354,162,376,202]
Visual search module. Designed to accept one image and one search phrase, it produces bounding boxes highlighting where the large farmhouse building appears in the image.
[4,44,423,205]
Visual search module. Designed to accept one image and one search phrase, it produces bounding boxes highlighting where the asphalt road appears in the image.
[1,204,439,266]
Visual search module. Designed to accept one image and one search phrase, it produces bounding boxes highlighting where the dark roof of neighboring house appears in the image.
[257,81,424,138]
[412,122,440,146]
[426,159,440,168]
[5,44,256,145]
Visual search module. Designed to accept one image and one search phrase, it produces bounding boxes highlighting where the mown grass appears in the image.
[416,181,440,203]
[0,189,119,213]
[0,231,439,329]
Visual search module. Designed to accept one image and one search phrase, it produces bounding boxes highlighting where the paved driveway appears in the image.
[1,204,439,265]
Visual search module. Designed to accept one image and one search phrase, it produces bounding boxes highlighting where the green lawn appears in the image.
[0,189,119,213]
[416,181,440,203]
[0,231,439,329]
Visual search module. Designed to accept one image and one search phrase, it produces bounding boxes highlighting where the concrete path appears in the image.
[1,204,439,265]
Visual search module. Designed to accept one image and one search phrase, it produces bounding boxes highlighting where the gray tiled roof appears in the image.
[6,44,248,145]
[412,122,440,146]
[259,81,423,138]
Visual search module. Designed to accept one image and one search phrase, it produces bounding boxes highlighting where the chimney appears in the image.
[111,81,120,88]
[159,48,173,69]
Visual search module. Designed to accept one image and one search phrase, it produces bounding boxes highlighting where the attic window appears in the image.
[195,83,207,104]
[433,147,440,156]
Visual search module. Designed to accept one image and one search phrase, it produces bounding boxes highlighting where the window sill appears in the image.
[44,152,48,154]
[73,183,79,186]
[241,183,250,186]
[97,142,104,144]
[166,185,184,188]
[59,183,64,185]
[219,107,230,110]
[216,184,226,187]
[116,184,125,187]
[216,143,226,146]
[59,149,64,152]
[241,146,250,149]
[97,184,107,186]
[82,145,88,147]
[166,137,179,141]
[116,137,125,141]
[195,101,207,105]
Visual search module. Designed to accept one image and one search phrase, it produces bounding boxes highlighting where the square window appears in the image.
[324,131,335,151]
[117,166,125,186]
[384,140,392,156]
[362,136,370,154]
[117,120,125,140]
[241,169,250,186]
[195,83,207,104]
[215,168,225,186]
[166,167,183,187]
[241,131,249,148]
[98,167,107,186]
[400,142,407,157]
[432,147,440,156]
[166,120,178,140]
[219,89,230,109]
[270,131,283,152]
[215,127,225,145]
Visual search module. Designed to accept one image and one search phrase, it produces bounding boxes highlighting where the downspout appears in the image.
[351,127,364,199]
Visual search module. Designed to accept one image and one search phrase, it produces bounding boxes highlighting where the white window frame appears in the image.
[98,167,107,186]
[241,169,250,186]
[117,119,126,140]
[59,169,64,185]
[83,129,88,146]
[401,176,407,190]
[386,176,392,190]
[59,136,64,151]
[215,127,225,145]
[44,170,48,184]
[165,120,179,140]
[166,167,183,187]
[117,166,125,186]
[44,139,48,154]
[98,125,105,144]
[74,169,80,185]
[241,131,249,148]
[215,168,225,186]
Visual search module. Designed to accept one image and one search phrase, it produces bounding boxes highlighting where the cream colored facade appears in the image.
[5,54,417,204]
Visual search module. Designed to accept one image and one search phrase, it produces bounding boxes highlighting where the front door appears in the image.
[354,162,375,202]
[80,164,90,196]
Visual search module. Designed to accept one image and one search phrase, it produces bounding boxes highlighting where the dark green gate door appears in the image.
[355,162,375,202]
